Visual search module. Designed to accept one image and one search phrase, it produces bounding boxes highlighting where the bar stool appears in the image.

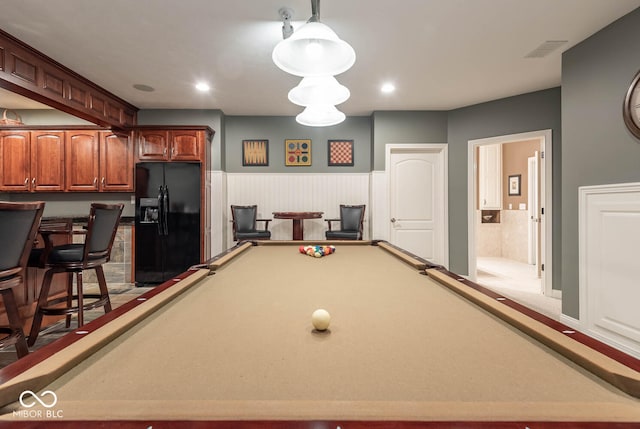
[27,203,124,346]
[0,201,45,358]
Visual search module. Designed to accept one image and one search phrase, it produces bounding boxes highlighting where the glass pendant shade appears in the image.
[296,104,346,127]
[272,22,356,77]
[288,76,350,106]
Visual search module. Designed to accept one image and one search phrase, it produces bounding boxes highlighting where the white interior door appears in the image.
[527,154,539,266]
[387,145,447,265]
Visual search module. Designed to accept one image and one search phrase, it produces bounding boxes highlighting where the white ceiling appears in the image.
[1,0,639,116]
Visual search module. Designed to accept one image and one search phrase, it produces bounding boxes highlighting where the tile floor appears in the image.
[476,256,561,320]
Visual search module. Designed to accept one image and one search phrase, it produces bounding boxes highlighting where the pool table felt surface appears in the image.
[0,241,639,422]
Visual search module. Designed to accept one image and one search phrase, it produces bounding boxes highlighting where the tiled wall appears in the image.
[476,210,528,263]
[74,224,132,285]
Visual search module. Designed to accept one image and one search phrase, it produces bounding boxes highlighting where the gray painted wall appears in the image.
[225,116,371,173]
[561,8,640,318]
[13,109,93,125]
[371,111,448,171]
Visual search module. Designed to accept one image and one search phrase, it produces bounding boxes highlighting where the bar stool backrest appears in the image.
[83,203,125,264]
[0,202,45,275]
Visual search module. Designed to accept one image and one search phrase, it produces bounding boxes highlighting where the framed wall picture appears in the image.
[508,174,521,196]
[242,140,269,166]
[285,139,312,166]
[328,140,354,166]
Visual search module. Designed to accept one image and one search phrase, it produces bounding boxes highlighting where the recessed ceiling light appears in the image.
[381,83,395,94]
[195,82,210,92]
[133,84,155,92]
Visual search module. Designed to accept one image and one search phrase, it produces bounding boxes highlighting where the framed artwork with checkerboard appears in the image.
[285,139,312,166]
[328,140,354,166]
[242,140,269,166]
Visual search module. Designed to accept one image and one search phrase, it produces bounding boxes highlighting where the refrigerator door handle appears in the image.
[162,185,170,235]
[157,185,165,236]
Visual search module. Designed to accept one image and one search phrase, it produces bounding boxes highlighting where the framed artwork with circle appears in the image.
[285,139,311,166]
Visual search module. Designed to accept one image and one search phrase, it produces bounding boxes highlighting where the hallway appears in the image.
[476,256,561,320]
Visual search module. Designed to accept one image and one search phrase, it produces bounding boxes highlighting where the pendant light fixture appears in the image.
[296,104,346,127]
[273,0,354,127]
[272,0,356,77]
[288,76,350,107]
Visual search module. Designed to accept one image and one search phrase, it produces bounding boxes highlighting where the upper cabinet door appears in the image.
[100,132,133,191]
[31,131,65,192]
[137,130,170,161]
[65,131,100,191]
[0,131,30,191]
[478,144,502,210]
[170,130,201,161]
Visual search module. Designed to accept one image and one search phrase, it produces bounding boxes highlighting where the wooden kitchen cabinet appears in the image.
[100,131,134,192]
[170,129,202,161]
[136,129,169,161]
[65,130,100,191]
[478,143,502,210]
[135,127,204,162]
[0,130,65,192]
[65,130,134,192]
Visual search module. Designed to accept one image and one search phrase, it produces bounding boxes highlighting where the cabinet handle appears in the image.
[24,178,29,185]
[171,147,175,156]
[163,148,167,155]
[101,177,105,185]
[93,177,98,186]
[32,178,36,185]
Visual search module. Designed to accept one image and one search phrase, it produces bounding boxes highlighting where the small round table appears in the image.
[272,211,323,240]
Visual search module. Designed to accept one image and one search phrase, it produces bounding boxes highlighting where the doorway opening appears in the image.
[467,130,560,319]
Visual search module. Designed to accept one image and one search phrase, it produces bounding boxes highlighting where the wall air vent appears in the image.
[525,40,568,58]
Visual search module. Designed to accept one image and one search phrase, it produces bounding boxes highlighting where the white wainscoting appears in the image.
[578,182,640,358]
[210,171,227,255]
[226,173,370,243]
[370,171,389,241]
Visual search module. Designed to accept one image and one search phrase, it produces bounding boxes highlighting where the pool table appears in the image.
[0,240,638,428]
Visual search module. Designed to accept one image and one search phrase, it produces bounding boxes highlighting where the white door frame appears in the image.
[467,130,556,298]
[385,143,449,268]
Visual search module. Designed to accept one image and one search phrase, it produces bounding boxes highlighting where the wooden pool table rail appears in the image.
[426,267,640,399]
[0,268,210,405]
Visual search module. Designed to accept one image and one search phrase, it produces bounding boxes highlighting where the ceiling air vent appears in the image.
[525,40,568,58]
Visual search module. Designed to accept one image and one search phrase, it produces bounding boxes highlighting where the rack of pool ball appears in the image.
[299,245,336,258]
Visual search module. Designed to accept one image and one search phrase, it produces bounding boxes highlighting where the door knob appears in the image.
[391,218,396,223]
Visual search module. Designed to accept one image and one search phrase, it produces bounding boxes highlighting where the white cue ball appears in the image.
[311,309,331,331]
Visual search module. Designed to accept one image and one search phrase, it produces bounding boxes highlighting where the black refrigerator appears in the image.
[135,162,201,285]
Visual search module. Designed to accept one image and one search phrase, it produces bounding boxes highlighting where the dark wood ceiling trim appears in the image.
[0,29,138,129]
